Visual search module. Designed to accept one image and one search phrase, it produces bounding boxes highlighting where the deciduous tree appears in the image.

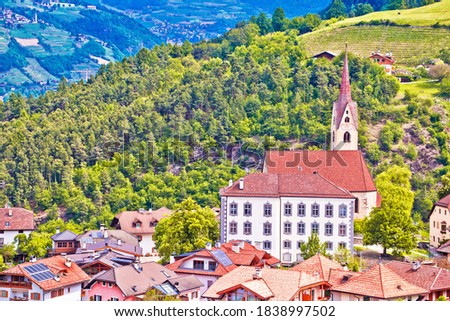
[300,233,327,260]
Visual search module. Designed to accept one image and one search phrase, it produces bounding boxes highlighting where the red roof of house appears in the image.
[221,173,354,199]
[0,207,34,231]
[437,239,450,254]
[220,241,280,266]
[0,256,90,291]
[263,150,376,192]
[291,254,343,281]
[112,207,172,235]
[202,266,329,301]
[370,53,395,64]
[385,261,450,292]
[166,249,238,277]
[331,263,428,299]
[434,194,450,210]
[327,269,361,287]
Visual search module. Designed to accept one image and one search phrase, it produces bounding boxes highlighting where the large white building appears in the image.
[219,48,380,264]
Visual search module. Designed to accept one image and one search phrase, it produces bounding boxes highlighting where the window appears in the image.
[263,241,271,250]
[339,242,346,249]
[339,224,347,237]
[311,204,319,217]
[264,203,272,217]
[311,222,319,234]
[94,294,102,301]
[191,291,198,299]
[133,221,141,228]
[296,253,303,262]
[1,290,8,298]
[18,230,23,233]
[325,223,333,236]
[102,281,106,287]
[230,202,238,216]
[297,222,305,235]
[243,221,252,235]
[111,297,119,301]
[136,235,142,242]
[345,117,350,123]
[297,241,304,249]
[5,222,10,227]
[244,203,252,216]
[344,132,351,143]
[325,204,333,218]
[326,242,333,251]
[339,205,347,218]
[30,292,40,300]
[208,262,217,271]
[441,221,447,233]
[284,203,292,216]
[355,198,359,213]
[207,280,214,288]
[108,283,112,288]
[283,240,291,249]
[51,288,64,298]
[284,222,292,235]
[193,260,204,270]
[298,203,306,217]
[263,222,272,236]
[283,253,292,262]
[229,221,237,235]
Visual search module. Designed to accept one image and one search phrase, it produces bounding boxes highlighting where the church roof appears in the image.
[335,48,358,129]
[263,150,376,192]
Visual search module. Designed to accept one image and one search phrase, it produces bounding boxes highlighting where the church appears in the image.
[219,48,380,264]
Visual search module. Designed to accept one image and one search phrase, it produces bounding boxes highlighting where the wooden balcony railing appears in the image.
[0,280,32,289]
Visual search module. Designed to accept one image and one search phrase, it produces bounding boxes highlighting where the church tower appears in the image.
[330,45,358,151]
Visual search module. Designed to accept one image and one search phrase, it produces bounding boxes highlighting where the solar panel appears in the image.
[24,263,55,282]
[210,249,233,267]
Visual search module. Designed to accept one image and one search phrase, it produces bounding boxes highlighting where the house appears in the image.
[437,240,450,262]
[385,260,450,301]
[166,246,238,296]
[49,229,78,256]
[202,266,330,301]
[291,253,343,281]
[369,50,395,75]
[111,207,172,255]
[67,250,136,277]
[428,194,450,248]
[219,240,280,267]
[0,256,90,301]
[312,51,337,61]
[84,261,202,301]
[330,262,428,301]
[0,205,34,249]
[220,173,355,265]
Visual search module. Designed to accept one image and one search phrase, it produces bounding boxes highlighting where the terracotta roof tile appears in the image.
[291,254,343,281]
[437,240,450,254]
[221,173,354,198]
[327,269,361,287]
[1,256,90,291]
[220,241,280,266]
[51,230,78,241]
[0,207,34,231]
[202,266,328,301]
[332,263,428,299]
[434,194,450,210]
[263,150,376,192]
[112,207,172,235]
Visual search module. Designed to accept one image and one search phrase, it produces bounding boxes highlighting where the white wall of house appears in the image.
[0,230,31,248]
[177,257,220,298]
[43,284,83,301]
[221,196,354,264]
[429,205,449,248]
[140,234,156,256]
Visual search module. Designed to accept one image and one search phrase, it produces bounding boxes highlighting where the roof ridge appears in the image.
[429,268,442,291]
[315,173,353,196]
[378,264,385,299]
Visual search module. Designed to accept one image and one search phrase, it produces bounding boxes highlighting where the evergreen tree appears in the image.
[323,0,348,19]
[272,7,287,32]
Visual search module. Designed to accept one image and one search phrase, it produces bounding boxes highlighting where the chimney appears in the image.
[412,261,421,271]
[232,242,240,253]
[238,178,244,190]
[8,208,12,217]
[55,226,60,235]
[228,179,233,187]
[65,257,72,268]
[82,242,86,250]
[100,224,105,233]
[205,242,212,250]
[139,208,145,213]
[118,239,122,246]
[103,229,108,239]
[239,240,245,249]
[253,267,262,279]
[148,208,152,213]
[133,259,142,273]
[215,241,221,248]
[254,241,262,250]
[170,252,176,264]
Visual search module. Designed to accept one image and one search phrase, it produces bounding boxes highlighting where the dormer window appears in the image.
[5,222,10,227]
[133,221,142,228]
[344,132,351,143]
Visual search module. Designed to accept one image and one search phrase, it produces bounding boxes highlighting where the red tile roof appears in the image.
[434,194,450,210]
[291,254,343,281]
[437,240,450,254]
[112,207,172,235]
[221,173,354,199]
[0,207,34,231]
[385,261,450,292]
[166,249,238,277]
[263,150,376,192]
[327,269,361,287]
[220,241,280,267]
[0,256,90,291]
[202,266,328,301]
[331,263,428,299]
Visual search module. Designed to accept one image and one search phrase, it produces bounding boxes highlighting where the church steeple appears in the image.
[330,44,358,151]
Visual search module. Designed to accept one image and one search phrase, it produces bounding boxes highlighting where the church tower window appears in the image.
[344,132,351,143]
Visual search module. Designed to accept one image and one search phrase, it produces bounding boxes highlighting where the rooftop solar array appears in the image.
[23,263,55,282]
[210,249,233,267]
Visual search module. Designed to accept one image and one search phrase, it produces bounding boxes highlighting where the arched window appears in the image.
[441,221,447,233]
[344,132,351,143]
[345,117,350,123]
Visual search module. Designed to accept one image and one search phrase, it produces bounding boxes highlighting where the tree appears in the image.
[0,244,16,262]
[272,7,287,32]
[300,233,327,260]
[440,77,450,97]
[143,288,180,301]
[363,166,417,255]
[323,0,347,19]
[429,64,450,82]
[153,198,219,262]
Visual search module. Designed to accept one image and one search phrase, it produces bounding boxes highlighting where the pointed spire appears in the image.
[338,43,352,107]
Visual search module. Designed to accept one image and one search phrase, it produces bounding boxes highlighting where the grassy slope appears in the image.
[302,0,450,65]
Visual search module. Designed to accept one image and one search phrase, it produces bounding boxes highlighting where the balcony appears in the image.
[0,281,32,289]
[10,297,29,301]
